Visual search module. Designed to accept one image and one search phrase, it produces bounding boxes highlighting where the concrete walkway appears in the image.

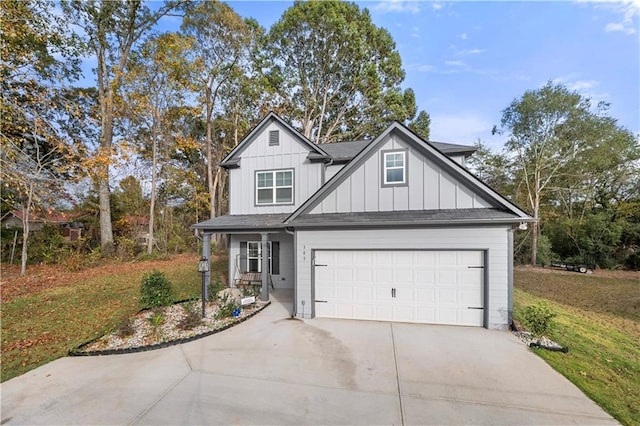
[1,290,616,425]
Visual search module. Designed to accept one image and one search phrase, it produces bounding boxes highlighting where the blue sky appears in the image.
[145,1,640,150]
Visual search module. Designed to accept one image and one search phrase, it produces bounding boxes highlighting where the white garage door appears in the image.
[314,250,484,326]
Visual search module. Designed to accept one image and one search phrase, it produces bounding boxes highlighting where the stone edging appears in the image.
[68,301,271,357]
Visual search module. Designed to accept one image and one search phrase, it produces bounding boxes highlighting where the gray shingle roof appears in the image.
[288,208,521,228]
[192,209,525,232]
[192,214,289,231]
[316,139,475,163]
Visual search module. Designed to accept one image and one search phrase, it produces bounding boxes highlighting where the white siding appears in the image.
[229,122,323,215]
[309,134,492,214]
[295,226,510,329]
[228,232,294,289]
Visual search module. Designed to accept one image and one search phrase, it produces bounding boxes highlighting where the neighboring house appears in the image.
[2,210,85,241]
[193,112,534,329]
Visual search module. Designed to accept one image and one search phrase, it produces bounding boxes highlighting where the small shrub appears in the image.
[215,293,240,320]
[523,301,557,337]
[140,270,175,308]
[207,276,225,302]
[148,310,165,338]
[178,302,202,330]
[115,317,135,338]
[241,285,260,299]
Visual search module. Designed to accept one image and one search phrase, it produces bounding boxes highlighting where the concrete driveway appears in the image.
[1,290,616,425]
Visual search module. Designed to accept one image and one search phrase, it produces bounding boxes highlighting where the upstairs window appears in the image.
[256,169,293,205]
[383,151,406,185]
[269,130,280,146]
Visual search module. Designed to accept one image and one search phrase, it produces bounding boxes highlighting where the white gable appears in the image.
[309,133,493,214]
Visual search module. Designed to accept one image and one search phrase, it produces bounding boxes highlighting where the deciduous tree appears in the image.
[266,0,416,144]
[61,0,181,256]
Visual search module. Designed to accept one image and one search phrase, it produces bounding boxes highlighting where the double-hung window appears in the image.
[383,151,406,185]
[256,169,293,205]
[247,242,271,273]
[241,241,280,274]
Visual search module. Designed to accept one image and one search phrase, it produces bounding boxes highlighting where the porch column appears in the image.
[203,232,212,300]
[261,232,269,301]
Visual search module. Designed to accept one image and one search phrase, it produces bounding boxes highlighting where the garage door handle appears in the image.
[468,266,484,269]
[315,300,328,303]
[467,307,484,310]
[314,264,327,267]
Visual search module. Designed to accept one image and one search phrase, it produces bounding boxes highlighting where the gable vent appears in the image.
[269,130,280,146]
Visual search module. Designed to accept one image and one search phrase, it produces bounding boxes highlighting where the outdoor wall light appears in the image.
[198,256,209,317]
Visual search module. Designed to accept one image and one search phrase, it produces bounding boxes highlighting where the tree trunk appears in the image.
[531,194,540,266]
[19,187,33,276]
[97,39,114,256]
[147,111,159,255]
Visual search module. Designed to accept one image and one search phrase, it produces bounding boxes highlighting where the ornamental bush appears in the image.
[523,301,557,337]
[140,270,175,308]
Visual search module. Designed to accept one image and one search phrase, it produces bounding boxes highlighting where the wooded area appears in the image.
[1,0,638,275]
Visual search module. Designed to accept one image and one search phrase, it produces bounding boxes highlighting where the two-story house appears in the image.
[193,112,534,329]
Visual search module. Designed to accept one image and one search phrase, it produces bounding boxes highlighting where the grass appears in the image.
[1,256,227,383]
[514,270,640,426]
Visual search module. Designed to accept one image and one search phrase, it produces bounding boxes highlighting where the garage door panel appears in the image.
[437,270,458,285]
[355,269,372,282]
[374,269,393,283]
[437,251,458,266]
[315,250,484,326]
[394,269,413,284]
[354,286,374,300]
[373,305,393,321]
[416,288,435,304]
[395,305,414,322]
[415,270,435,284]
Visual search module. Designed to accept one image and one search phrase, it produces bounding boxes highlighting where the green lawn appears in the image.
[514,270,640,426]
[1,256,227,382]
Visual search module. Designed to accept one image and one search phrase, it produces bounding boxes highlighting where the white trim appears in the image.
[256,169,294,205]
[383,151,406,185]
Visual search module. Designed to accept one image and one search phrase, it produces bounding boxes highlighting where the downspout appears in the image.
[284,227,296,317]
[508,227,514,328]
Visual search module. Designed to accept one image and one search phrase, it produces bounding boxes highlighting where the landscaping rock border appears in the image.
[511,320,569,353]
[69,301,270,357]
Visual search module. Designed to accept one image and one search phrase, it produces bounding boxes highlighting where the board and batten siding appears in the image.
[228,232,294,289]
[295,226,511,329]
[228,122,323,215]
[310,135,492,214]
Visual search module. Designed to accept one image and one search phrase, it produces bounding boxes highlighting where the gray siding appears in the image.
[229,121,323,215]
[325,164,344,181]
[295,226,511,329]
[228,232,294,289]
[310,135,492,214]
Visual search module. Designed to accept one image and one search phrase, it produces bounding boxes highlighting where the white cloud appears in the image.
[371,0,420,14]
[565,80,599,91]
[456,48,486,56]
[430,113,497,146]
[418,64,435,72]
[600,0,639,35]
[444,60,467,67]
[459,32,468,40]
[432,3,443,10]
[550,76,610,103]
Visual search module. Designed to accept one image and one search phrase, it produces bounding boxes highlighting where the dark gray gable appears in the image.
[219,112,328,168]
[287,121,533,222]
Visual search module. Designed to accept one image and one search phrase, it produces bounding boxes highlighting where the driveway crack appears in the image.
[390,323,405,426]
